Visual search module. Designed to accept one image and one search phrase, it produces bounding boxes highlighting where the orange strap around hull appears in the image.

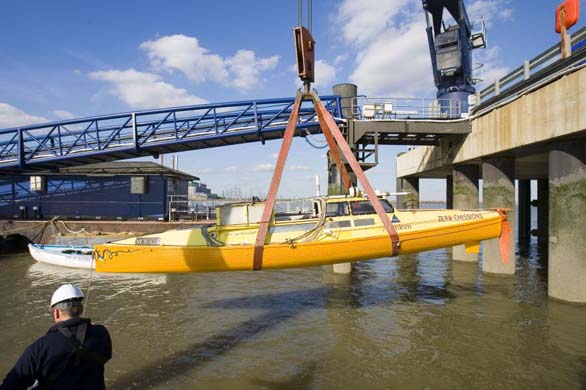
[312,93,400,256]
[253,90,401,271]
[253,92,303,271]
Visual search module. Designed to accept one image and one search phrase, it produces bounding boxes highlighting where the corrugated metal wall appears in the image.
[0,175,189,220]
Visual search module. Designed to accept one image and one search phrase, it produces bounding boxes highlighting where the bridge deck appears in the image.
[0,96,341,173]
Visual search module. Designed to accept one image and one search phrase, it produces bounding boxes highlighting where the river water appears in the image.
[1,214,585,389]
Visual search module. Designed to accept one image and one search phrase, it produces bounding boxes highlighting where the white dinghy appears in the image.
[28,244,94,269]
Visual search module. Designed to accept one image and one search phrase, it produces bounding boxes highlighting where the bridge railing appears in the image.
[477,26,586,104]
[350,96,463,120]
[0,96,341,169]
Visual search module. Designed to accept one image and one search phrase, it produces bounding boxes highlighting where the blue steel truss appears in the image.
[0,96,341,172]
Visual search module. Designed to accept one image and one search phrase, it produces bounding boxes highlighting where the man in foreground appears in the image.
[1,284,112,389]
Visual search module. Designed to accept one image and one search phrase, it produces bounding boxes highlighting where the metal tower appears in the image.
[423,0,486,114]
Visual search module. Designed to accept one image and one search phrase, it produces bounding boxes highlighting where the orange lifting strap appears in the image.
[253,91,303,271]
[252,23,400,270]
[252,89,401,271]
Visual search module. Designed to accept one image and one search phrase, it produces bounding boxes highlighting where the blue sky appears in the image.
[0,0,582,200]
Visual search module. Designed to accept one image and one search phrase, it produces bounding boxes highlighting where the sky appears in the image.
[0,0,582,200]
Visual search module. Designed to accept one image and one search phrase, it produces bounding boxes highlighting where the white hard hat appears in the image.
[50,284,84,307]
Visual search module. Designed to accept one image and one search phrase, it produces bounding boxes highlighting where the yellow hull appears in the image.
[94,209,505,273]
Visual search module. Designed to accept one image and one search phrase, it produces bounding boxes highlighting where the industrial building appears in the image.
[0,162,198,220]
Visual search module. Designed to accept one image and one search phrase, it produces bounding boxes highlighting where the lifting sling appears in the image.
[252,19,401,271]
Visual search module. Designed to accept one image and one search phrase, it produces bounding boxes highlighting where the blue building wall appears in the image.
[0,174,188,220]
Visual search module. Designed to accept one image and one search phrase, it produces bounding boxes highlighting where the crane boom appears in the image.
[422,0,485,114]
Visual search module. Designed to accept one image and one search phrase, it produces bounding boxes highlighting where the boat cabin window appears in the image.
[325,202,350,217]
[350,200,394,215]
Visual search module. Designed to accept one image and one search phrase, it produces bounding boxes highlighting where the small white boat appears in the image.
[28,244,94,269]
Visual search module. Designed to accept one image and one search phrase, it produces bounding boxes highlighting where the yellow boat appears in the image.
[93,196,508,273]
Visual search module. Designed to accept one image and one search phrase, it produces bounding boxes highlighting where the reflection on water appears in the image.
[0,237,585,389]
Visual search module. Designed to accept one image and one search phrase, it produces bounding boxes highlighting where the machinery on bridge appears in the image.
[423,0,486,114]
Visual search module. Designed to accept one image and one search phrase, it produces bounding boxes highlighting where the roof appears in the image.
[31,162,199,180]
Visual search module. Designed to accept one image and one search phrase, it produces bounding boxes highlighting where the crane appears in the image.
[422,0,486,114]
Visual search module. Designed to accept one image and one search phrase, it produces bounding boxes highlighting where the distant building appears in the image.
[188,181,219,200]
[0,162,198,220]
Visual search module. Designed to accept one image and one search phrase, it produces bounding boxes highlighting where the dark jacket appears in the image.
[1,317,112,390]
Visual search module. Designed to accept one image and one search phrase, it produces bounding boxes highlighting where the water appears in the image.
[1,218,586,388]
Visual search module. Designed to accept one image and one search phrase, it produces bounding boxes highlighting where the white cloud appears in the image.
[225,50,279,90]
[291,59,337,90]
[288,165,310,171]
[336,0,410,46]
[224,166,239,173]
[337,0,513,97]
[498,8,513,21]
[314,60,337,90]
[346,6,433,97]
[0,103,47,128]
[140,34,279,90]
[467,0,513,27]
[333,54,348,66]
[89,69,207,109]
[473,47,509,87]
[253,163,275,172]
[251,162,310,172]
[140,35,227,84]
[52,110,76,120]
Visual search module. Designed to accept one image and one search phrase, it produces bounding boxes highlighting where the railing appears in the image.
[476,26,586,104]
[350,96,464,120]
[167,197,318,222]
[167,197,243,222]
[0,96,341,169]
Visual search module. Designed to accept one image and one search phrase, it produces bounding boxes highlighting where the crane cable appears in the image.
[298,0,312,32]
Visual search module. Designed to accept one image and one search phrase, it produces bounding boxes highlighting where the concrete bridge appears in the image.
[396,52,586,303]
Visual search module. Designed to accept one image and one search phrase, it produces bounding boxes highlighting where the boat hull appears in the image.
[94,214,504,273]
[29,244,94,269]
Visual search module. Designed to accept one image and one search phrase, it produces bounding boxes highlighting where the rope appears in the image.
[55,220,88,235]
[304,129,328,149]
[83,255,95,317]
[0,220,51,235]
[279,199,328,245]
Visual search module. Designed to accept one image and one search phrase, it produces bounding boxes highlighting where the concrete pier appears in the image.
[452,165,479,262]
[518,180,531,241]
[482,158,515,275]
[395,57,586,302]
[446,175,453,209]
[328,83,359,196]
[537,180,549,244]
[548,141,586,303]
[396,177,419,209]
[328,83,358,274]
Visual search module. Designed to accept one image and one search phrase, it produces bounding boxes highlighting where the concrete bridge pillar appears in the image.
[446,175,453,209]
[548,141,586,303]
[482,158,515,275]
[327,83,358,196]
[396,177,419,209]
[452,165,479,262]
[327,83,358,274]
[537,180,549,244]
[518,179,531,242]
